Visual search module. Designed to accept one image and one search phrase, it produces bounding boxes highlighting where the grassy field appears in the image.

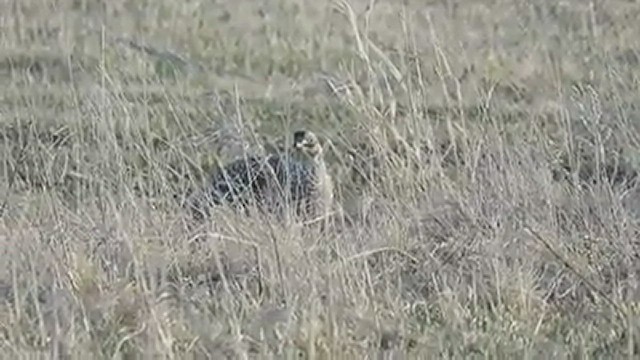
[1,0,640,358]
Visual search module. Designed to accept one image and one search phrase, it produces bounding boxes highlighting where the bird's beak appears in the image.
[295,141,306,149]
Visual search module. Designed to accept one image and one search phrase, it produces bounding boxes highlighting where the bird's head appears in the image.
[292,130,322,161]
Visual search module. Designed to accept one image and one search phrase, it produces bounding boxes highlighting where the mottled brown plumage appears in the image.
[188,130,333,221]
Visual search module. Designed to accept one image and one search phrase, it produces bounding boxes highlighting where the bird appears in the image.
[186,130,333,222]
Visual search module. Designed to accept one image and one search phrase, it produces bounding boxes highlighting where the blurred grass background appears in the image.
[1,0,640,358]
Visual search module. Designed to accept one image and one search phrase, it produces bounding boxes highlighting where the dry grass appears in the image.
[1,0,640,358]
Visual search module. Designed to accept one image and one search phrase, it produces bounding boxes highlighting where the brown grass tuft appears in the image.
[1,0,640,357]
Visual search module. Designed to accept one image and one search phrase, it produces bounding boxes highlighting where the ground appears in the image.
[1,0,640,358]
